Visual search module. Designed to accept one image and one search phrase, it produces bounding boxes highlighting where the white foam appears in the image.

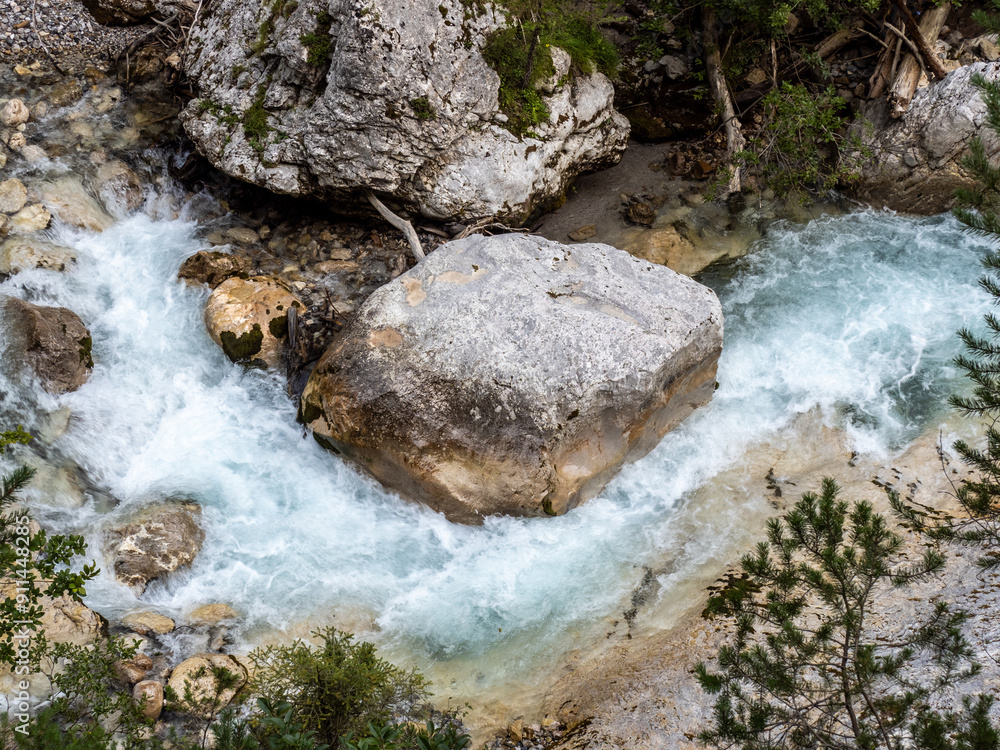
[0,205,993,700]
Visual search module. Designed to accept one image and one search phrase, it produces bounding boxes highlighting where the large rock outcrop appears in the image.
[300,233,723,522]
[845,62,1000,214]
[179,0,629,223]
[1,297,93,394]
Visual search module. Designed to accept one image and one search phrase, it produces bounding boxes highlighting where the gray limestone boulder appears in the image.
[300,233,723,522]
[179,0,629,223]
[845,62,1000,214]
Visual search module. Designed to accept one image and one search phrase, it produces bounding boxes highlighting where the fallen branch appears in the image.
[704,7,745,195]
[365,191,425,261]
[888,1,950,118]
[888,0,949,80]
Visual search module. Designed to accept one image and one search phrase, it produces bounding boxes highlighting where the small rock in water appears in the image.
[0,98,29,127]
[226,226,260,245]
[567,224,597,242]
[133,681,164,721]
[122,611,176,636]
[626,201,656,226]
[9,204,52,235]
[0,177,28,213]
[188,602,238,625]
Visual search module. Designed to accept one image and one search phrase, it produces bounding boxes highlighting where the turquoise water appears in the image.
[0,203,993,702]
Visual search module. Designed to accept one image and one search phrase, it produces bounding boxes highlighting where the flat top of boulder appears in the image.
[342,233,722,428]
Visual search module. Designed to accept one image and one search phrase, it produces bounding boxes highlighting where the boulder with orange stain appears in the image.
[300,233,722,522]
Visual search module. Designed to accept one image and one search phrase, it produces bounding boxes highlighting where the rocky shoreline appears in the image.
[3,0,1000,746]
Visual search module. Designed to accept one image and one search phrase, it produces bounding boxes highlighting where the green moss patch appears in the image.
[300,11,333,66]
[410,96,437,120]
[78,336,94,368]
[244,87,272,154]
[220,324,264,363]
[268,314,289,339]
[480,2,618,136]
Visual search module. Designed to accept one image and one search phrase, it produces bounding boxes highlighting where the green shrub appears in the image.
[480,1,618,136]
[300,11,333,67]
[696,478,980,749]
[248,628,429,748]
[736,82,863,196]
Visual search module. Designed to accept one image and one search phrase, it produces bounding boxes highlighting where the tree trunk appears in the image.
[703,7,745,195]
[888,2,950,118]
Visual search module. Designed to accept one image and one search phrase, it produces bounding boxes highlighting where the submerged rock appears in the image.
[301,233,723,522]
[38,177,114,232]
[94,159,144,213]
[104,502,205,593]
[204,276,302,369]
[179,0,629,223]
[2,296,93,394]
[846,62,1000,214]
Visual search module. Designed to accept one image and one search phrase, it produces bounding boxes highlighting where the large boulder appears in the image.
[179,0,629,223]
[2,296,93,394]
[203,276,302,369]
[104,502,205,593]
[300,233,723,522]
[845,62,1000,214]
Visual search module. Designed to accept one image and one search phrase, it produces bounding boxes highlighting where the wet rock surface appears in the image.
[301,232,723,522]
[104,502,205,593]
[1,295,93,394]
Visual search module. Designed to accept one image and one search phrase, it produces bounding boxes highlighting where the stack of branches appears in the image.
[703,0,952,195]
[115,0,204,91]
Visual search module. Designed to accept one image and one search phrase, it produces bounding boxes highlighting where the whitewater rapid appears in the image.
[0,201,993,708]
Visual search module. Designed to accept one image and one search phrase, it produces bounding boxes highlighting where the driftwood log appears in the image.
[888,1,950,118]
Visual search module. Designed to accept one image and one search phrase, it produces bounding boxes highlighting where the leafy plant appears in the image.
[736,82,861,196]
[249,628,429,747]
[696,478,979,750]
[0,427,98,670]
[300,11,333,67]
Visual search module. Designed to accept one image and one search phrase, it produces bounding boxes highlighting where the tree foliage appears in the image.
[0,427,98,669]
[696,479,982,750]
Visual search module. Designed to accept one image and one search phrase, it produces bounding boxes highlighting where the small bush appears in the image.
[737,82,862,196]
[248,628,429,748]
[300,11,333,67]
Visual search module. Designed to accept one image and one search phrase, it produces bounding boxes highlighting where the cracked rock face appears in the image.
[300,233,723,522]
[845,62,1000,214]
[179,0,629,223]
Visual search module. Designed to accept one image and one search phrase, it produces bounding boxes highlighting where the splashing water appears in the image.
[0,202,993,709]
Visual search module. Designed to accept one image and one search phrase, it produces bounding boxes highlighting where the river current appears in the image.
[0,193,993,714]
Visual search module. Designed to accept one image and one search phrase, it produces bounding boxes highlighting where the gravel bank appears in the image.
[0,0,150,70]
